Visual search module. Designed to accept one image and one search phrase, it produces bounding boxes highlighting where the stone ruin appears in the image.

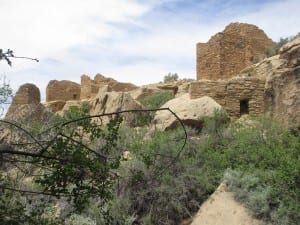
[196,22,274,80]
[45,74,138,103]
[190,77,265,117]
[80,74,138,99]
[192,23,275,118]
[6,22,298,128]
[46,80,81,102]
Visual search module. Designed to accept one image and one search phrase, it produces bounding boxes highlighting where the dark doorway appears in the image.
[240,99,249,116]
[73,94,77,99]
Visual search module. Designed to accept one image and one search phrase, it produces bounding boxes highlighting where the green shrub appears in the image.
[219,117,300,224]
[65,214,96,225]
[110,127,215,225]
[141,91,174,109]
[131,91,174,127]
[163,73,178,83]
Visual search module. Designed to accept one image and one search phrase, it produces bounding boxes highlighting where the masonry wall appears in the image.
[80,75,99,99]
[196,23,274,80]
[196,34,222,80]
[189,77,265,117]
[80,74,138,100]
[46,80,81,102]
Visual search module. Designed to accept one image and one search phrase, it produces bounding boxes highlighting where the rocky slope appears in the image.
[239,37,300,128]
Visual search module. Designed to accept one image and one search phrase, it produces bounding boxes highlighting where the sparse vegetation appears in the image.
[130,91,174,127]
[265,33,300,57]
[163,72,179,83]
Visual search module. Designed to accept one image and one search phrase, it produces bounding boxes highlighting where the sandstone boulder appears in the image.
[153,94,222,131]
[5,83,45,121]
[190,183,262,225]
[130,80,191,103]
[157,83,179,95]
[157,80,191,97]
[129,87,162,102]
[46,80,80,102]
[279,37,300,68]
[44,100,66,113]
[89,85,143,125]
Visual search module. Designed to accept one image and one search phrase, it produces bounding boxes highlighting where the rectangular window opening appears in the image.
[240,99,249,116]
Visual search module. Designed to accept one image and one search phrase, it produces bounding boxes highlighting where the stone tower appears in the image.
[196,22,274,80]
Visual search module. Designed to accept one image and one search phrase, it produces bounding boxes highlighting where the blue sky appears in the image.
[0,0,299,101]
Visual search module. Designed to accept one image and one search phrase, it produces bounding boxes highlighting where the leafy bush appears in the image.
[82,112,299,225]
[98,125,223,225]
[141,91,174,109]
[210,116,300,224]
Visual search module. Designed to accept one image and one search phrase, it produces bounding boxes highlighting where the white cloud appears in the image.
[0,0,148,60]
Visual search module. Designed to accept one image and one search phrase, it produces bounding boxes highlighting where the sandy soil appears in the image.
[190,183,263,225]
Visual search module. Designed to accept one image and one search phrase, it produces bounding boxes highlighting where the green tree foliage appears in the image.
[0,106,126,225]
[0,103,187,224]
[163,72,179,83]
[0,77,13,116]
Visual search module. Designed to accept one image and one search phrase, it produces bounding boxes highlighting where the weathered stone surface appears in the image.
[197,22,274,80]
[5,83,45,120]
[46,80,80,102]
[154,94,222,131]
[44,100,66,113]
[89,87,143,125]
[130,80,191,103]
[237,37,300,128]
[157,83,179,95]
[129,87,161,102]
[279,37,300,68]
[190,183,262,225]
[190,77,265,118]
[80,74,138,99]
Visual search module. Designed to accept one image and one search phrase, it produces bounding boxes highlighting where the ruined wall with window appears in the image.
[46,80,81,102]
[189,77,265,117]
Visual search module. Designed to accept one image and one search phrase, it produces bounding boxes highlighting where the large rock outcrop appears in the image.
[197,22,274,80]
[239,37,300,128]
[44,100,67,113]
[5,83,45,121]
[46,80,81,102]
[89,85,143,125]
[129,86,162,102]
[153,94,222,131]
